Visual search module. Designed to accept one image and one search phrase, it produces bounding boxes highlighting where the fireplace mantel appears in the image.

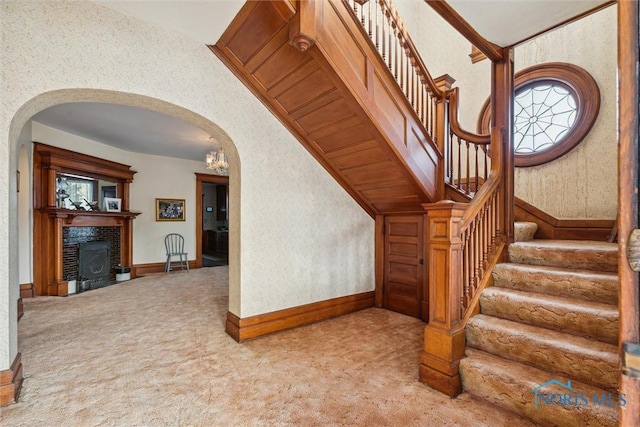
[39,208,141,227]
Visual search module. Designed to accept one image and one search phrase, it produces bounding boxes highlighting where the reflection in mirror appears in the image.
[56,172,117,210]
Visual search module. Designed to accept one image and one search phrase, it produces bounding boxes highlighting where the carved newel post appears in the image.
[420,201,466,397]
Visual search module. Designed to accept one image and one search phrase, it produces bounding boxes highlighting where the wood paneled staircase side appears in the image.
[459,223,620,426]
[211,0,443,216]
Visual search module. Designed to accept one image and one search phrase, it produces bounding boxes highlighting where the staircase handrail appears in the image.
[447,87,490,145]
[344,0,443,142]
[376,0,442,98]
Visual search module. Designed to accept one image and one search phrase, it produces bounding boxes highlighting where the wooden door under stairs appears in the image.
[383,215,426,320]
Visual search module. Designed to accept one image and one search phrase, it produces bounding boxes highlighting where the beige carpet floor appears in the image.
[1,267,535,426]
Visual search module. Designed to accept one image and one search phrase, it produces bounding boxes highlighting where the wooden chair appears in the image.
[164,233,189,273]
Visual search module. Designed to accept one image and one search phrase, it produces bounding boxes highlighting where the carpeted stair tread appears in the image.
[508,240,617,272]
[492,263,618,305]
[480,287,618,344]
[514,222,538,242]
[466,314,618,391]
[460,348,618,427]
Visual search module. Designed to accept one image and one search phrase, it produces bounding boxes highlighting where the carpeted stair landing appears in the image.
[460,223,620,426]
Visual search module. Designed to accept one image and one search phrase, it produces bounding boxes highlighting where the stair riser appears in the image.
[492,265,617,305]
[466,316,618,391]
[514,222,538,242]
[460,349,618,427]
[480,290,618,345]
[508,245,617,272]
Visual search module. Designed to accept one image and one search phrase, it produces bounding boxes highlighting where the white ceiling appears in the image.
[94,0,244,45]
[446,0,611,47]
[33,103,217,162]
[35,0,611,162]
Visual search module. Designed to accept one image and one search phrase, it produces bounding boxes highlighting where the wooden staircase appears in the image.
[460,222,620,426]
[211,0,443,216]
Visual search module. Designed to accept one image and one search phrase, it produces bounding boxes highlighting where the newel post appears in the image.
[290,0,318,52]
[420,201,466,397]
[434,74,456,199]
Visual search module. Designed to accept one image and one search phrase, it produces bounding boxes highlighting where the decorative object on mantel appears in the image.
[56,176,70,208]
[156,198,186,221]
[104,197,121,212]
[84,198,100,211]
[205,136,229,175]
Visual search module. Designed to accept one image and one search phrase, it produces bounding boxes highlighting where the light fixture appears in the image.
[205,137,229,175]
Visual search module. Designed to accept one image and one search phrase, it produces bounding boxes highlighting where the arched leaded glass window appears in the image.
[478,63,600,167]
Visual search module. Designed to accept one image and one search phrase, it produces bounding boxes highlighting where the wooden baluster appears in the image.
[375,0,379,50]
[387,10,392,69]
[463,229,470,310]
[474,144,479,194]
[483,146,488,182]
[380,3,385,60]
[368,0,372,36]
[455,134,459,187]
[465,140,470,195]
[396,29,401,85]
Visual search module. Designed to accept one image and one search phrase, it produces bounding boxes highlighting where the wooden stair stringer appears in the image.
[211,0,442,216]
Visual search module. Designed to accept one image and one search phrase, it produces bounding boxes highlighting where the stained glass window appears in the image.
[514,82,577,154]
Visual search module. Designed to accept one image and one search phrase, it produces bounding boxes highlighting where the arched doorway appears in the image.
[4,90,242,399]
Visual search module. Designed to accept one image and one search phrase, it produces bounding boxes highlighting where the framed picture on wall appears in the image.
[104,197,121,212]
[156,198,186,221]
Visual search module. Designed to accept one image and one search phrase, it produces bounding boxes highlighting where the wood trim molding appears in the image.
[132,261,197,277]
[424,0,503,62]
[515,198,615,241]
[225,291,375,342]
[446,184,615,241]
[478,62,600,167]
[509,1,616,48]
[0,353,23,406]
[469,46,487,64]
[618,0,640,423]
[20,283,34,299]
[195,173,229,269]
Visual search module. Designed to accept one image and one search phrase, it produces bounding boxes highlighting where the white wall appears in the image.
[0,0,374,371]
[32,122,206,265]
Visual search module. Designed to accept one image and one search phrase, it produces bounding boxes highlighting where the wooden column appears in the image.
[121,181,131,211]
[47,216,68,296]
[419,201,466,397]
[434,74,456,200]
[46,167,57,208]
[618,0,640,424]
[491,48,514,242]
[374,214,384,308]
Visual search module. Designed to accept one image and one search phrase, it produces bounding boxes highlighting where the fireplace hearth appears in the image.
[79,241,112,289]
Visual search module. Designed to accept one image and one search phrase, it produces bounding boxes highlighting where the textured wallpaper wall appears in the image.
[513,6,617,219]
[397,0,617,219]
[0,0,374,368]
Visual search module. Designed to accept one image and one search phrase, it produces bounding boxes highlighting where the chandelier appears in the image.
[205,137,229,175]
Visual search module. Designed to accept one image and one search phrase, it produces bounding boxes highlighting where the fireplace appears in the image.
[63,226,121,291]
[79,241,111,288]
